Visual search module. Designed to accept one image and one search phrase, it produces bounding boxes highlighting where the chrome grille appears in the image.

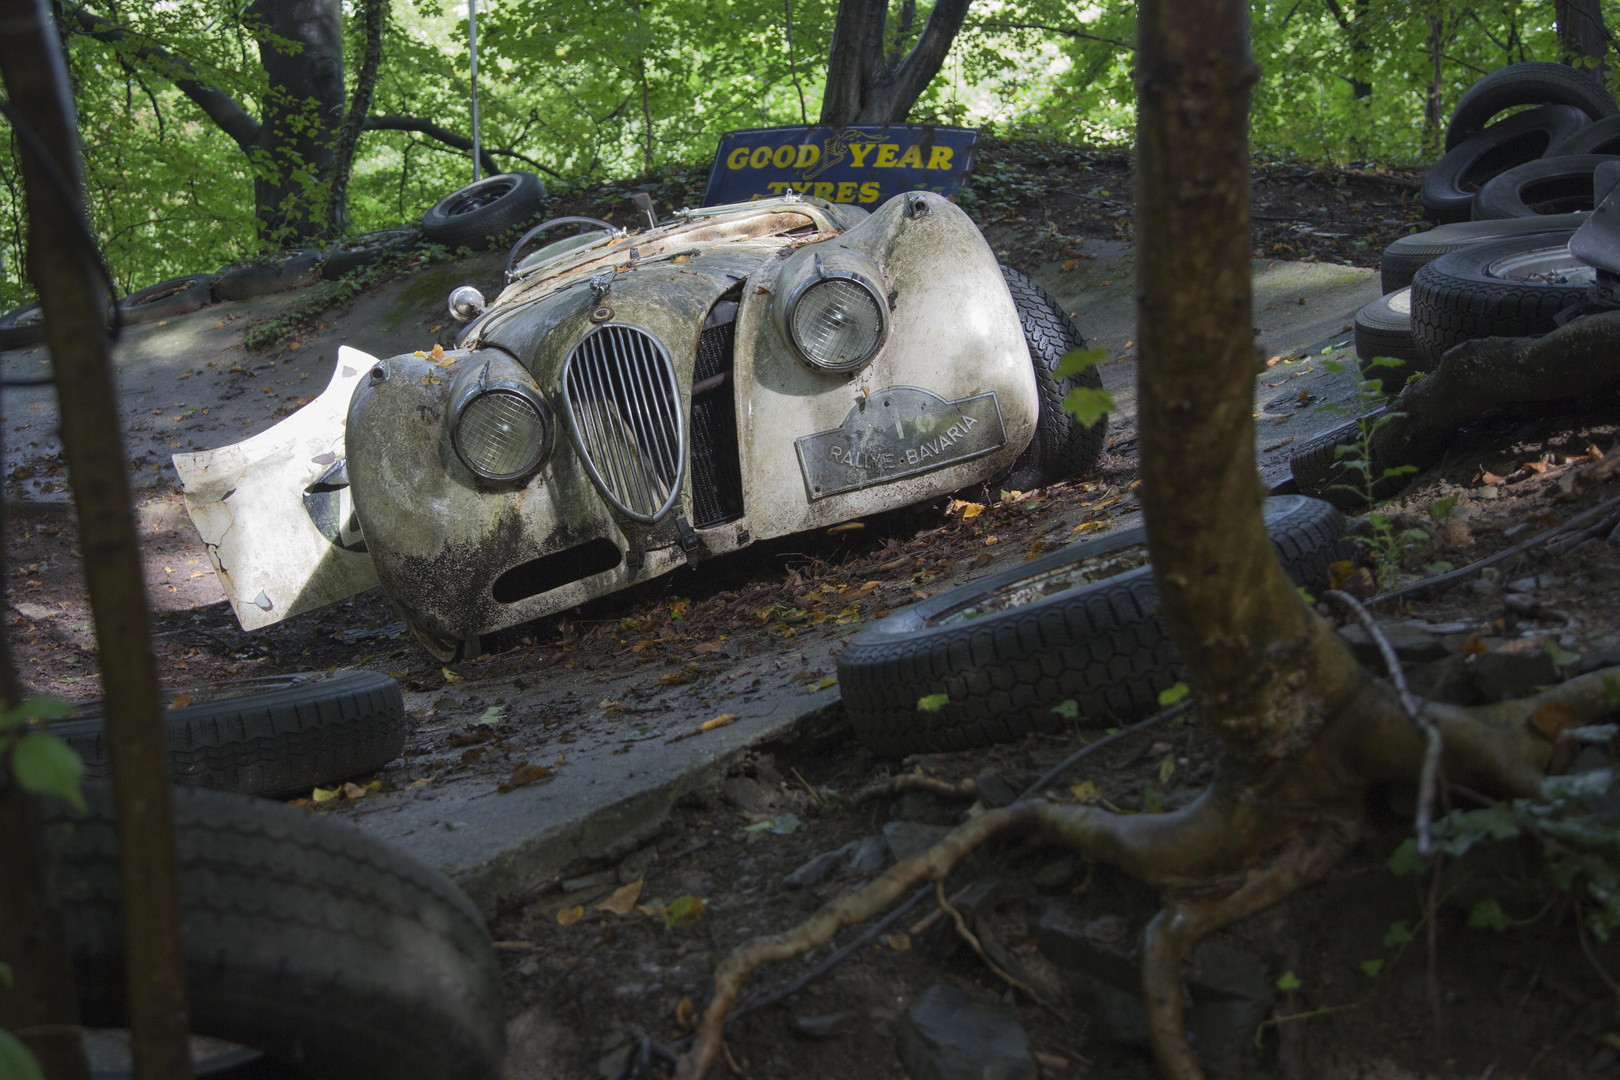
[561,324,687,523]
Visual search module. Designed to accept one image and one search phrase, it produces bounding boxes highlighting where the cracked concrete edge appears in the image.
[454,687,849,915]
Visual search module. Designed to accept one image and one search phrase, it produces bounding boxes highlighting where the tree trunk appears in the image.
[819,0,972,126]
[247,0,344,244]
[326,0,387,236]
[0,2,193,1076]
[1556,0,1609,81]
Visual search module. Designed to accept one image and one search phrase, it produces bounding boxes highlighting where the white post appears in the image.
[469,0,481,182]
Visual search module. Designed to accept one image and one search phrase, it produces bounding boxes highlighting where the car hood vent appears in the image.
[561,324,687,523]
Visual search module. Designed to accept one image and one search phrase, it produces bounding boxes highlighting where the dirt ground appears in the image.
[9,140,1620,1079]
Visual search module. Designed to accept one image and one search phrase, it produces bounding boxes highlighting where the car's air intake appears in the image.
[561,324,687,523]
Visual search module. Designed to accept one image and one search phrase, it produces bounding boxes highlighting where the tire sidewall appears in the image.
[118,274,215,325]
[422,172,546,250]
[1473,154,1620,219]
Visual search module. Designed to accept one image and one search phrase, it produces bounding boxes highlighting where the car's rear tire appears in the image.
[992,265,1107,494]
[54,669,406,797]
[1409,231,1590,361]
[836,496,1350,757]
[1446,61,1617,151]
[1420,104,1592,224]
[422,172,547,251]
[52,786,505,1080]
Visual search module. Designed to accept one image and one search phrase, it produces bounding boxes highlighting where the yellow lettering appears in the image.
[773,145,797,168]
[926,146,953,170]
[836,181,858,202]
[727,147,751,170]
[849,143,877,168]
[897,144,924,169]
[766,182,791,194]
[859,181,880,203]
[814,182,835,199]
[874,144,900,168]
[795,144,820,169]
[750,147,773,169]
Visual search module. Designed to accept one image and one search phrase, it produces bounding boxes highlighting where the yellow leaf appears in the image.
[596,877,645,916]
[311,786,340,803]
[1062,259,1079,272]
[1069,780,1101,804]
[556,905,585,926]
[676,996,697,1032]
[442,667,463,683]
[960,502,985,520]
[816,676,838,690]
[163,566,174,574]
[663,895,705,930]
[885,933,912,951]
[430,343,445,360]
[700,712,738,732]
[167,694,194,710]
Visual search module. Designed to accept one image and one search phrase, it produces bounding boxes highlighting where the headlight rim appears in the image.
[783,268,889,374]
[447,364,556,483]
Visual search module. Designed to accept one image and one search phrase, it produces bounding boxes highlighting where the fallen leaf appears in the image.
[341,781,367,800]
[461,747,486,764]
[556,905,584,926]
[885,933,912,951]
[816,676,838,690]
[1069,780,1101,804]
[442,667,463,683]
[700,712,738,732]
[596,877,645,916]
[827,522,865,534]
[663,895,705,930]
[984,535,1001,546]
[676,996,697,1032]
[1327,560,1356,589]
[430,343,445,361]
[1061,259,1079,272]
[1529,701,1583,742]
[694,638,726,653]
[167,694,194,710]
[969,553,995,570]
[498,763,554,794]
[311,786,340,803]
[1479,470,1506,486]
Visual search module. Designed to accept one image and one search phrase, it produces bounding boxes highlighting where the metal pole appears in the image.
[469,0,481,182]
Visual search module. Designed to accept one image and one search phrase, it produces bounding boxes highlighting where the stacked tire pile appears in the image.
[1350,62,1616,391]
[0,171,547,350]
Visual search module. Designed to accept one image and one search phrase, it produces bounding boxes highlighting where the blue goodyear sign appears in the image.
[701,124,977,207]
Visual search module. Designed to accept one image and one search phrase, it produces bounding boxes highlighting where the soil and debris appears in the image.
[6,140,1620,1078]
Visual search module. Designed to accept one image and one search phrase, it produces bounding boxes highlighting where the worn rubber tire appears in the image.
[1421,105,1592,224]
[1409,231,1589,362]
[1353,288,1427,388]
[837,496,1351,756]
[321,227,422,279]
[1287,408,1414,510]
[422,172,547,250]
[0,301,46,350]
[117,274,215,325]
[1471,154,1620,219]
[1379,213,1591,292]
[1446,61,1617,151]
[1552,112,1620,156]
[55,670,405,797]
[993,265,1107,493]
[213,250,323,301]
[51,785,505,1080]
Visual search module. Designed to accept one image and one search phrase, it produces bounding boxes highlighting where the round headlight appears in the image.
[453,390,549,480]
[788,276,885,372]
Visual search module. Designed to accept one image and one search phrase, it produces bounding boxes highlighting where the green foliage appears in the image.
[1275,970,1302,991]
[2,695,83,811]
[1157,682,1190,707]
[0,1031,45,1080]
[917,692,950,712]
[1323,365,1418,586]
[1050,698,1080,719]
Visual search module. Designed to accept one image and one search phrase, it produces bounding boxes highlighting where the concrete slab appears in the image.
[348,683,846,913]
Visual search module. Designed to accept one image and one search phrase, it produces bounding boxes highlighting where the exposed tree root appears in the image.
[674,648,1620,1080]
[852,773,978,805]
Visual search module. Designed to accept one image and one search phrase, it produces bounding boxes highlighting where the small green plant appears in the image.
[2,694,84,810]
[1056,347,1114,428]
[1318,357,1418,587]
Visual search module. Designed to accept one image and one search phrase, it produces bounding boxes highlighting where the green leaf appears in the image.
[1055,346,1107,378]
[1050,699,1080,720]
[1468,899,1511,932]
[1387,839,1421,876]
[1141,785,1163,813]
[1545,640,1578,667]
[0,1031,44,1080]
[1321,359,1346,374]
[1275,970,1302,991]
[12,733,85,811]
[1382,920,1413,947]
[0,694,76,732]
[1157,755,1176,784]
[1157,682,1190,707]
[916,693,950,713]
[1359,958,1384,978]
[1060,386,1114,429]
[1427,496,1458,519]
[1367,355,1404,369]
[1296,585,1316,605]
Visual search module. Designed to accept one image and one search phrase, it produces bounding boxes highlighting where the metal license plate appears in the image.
[795,386,1006,500]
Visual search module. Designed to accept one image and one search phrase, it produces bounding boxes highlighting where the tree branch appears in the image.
[974,20,1133,50]
[67,6,259,152]
[328,0,387,234]
[364,114,498,178]
[875,0,972,122]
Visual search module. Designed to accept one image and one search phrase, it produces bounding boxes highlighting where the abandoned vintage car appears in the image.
[173,190,1107,659]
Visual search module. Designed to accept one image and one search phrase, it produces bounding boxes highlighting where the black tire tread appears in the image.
[1447,61,1617,150]
[52,786,504,1080]
[1408,232,1587,361]
[55,669,405,797]
[837,498,1350,757]
[997,265,1107,491]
